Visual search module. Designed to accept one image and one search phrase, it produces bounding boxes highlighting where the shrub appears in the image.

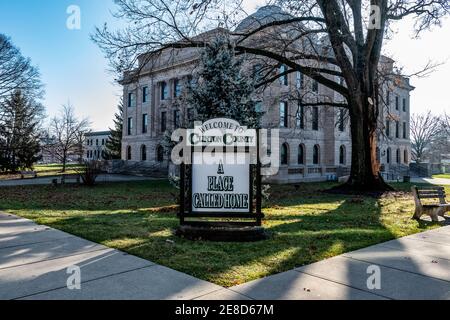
[77,161,101,186]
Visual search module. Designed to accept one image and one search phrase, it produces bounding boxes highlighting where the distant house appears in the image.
[84,131,111,161]
[39,136,58,164]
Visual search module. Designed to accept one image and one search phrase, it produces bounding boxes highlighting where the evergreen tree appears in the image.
[187,36,262,128]
[0,90,44,172]
[105,100,123,159]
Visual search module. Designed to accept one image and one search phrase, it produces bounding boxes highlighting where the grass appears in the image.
[0,163,84,180]
[0,180,446,287]
[433,174,450,179]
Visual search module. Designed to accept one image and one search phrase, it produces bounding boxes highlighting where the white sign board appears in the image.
[187,118,256,147]
[192,152,250,213]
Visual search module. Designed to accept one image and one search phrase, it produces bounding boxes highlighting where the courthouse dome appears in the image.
[235,5,293,32]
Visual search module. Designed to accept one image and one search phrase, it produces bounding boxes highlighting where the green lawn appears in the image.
[0,180,445,287]
[0,163,84,180]
[433,174,450,179]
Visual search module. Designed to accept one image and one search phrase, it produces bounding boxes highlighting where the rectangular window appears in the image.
[142,114,148,134]
[296,104,304,129]
[386,91,390,107]
[173,110,180,128]
[128,92,136,108]
[279,102,288,128]
[161,112,166,132]
[386,120,390,137]
[403,98,407,112]
[160,82,168,100]
[174,79,182,98]
[312,80,319,93]
[312,107,319,131]
[396,121,400,138]
[254,64,263,82]
[255,101,263,113]
[395,96,399,110]
[187,108,194,124]
[296,71,303,89]
[403,122,407,139]
[142,86,149,103]
[339,109,345,132]
[96,139,98,146]
[127,117,133,135]
[102,139,105,145]
[279,65,288,86]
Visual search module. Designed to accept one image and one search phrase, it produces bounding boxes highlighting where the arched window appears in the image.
[339,145,346,165]
[141,145,147,161]
[281,143,289,165]
[313,145,320,165]
[298,144,305,165]
[386,148,391,164]
[127,146,132,160]
[404,149,409,164]
[396,149,401,164]
[157,145,164,162]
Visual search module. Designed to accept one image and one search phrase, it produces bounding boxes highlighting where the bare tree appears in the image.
[438,112,450,160]
[0,34,43,101]
[443,113,450,137]
[410,111,442,163]
[47,104,90,172]
[93,0,449,191]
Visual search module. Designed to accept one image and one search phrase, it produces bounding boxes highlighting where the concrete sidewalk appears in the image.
[1,211,449,300]
[0,174,158,187]
[0,212,245,300]
[411,177,450,186]
[225,225,450,300]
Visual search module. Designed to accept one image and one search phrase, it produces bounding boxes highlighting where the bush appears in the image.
[77,161,101,186]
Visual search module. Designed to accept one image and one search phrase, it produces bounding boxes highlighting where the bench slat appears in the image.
[417,190,444,194]
[416,186,444,190]
[417,194,445,199]
[423,204,450,208]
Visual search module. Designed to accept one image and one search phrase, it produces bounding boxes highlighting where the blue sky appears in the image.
[0,0,120,130]
[0,1,449,131]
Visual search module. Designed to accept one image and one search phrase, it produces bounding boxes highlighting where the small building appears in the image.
[84,131,111,161]
[38,136,58,164]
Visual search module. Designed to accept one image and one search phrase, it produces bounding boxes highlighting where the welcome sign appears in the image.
[179,118,263,227]
[187,118,256,147]
[192,152,250,213]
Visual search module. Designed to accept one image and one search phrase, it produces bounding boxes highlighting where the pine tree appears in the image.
[0,90,44,172]
[187,36,262,128]
[105,100,123,160]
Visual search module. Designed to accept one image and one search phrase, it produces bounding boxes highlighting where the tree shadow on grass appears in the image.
[42,199,441,287]
[0,181,445,289]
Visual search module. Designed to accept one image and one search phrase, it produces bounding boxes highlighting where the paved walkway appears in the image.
[0,212,449,300]
[0,174,157,187]
[411,177,450,185]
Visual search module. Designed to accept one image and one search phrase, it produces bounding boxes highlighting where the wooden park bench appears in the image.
[20,171,37,179]
[412,186,450,222]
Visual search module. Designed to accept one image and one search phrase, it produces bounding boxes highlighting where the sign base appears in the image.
[175,224,269,242]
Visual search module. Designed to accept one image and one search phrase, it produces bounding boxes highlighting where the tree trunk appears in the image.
[62,152,67,173]
[344,94,393,192]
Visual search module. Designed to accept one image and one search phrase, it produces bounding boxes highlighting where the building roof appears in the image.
[85,131,111,137]
[235,5,293,32]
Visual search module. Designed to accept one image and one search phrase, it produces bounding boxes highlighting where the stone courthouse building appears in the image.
[120,5,412,183]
